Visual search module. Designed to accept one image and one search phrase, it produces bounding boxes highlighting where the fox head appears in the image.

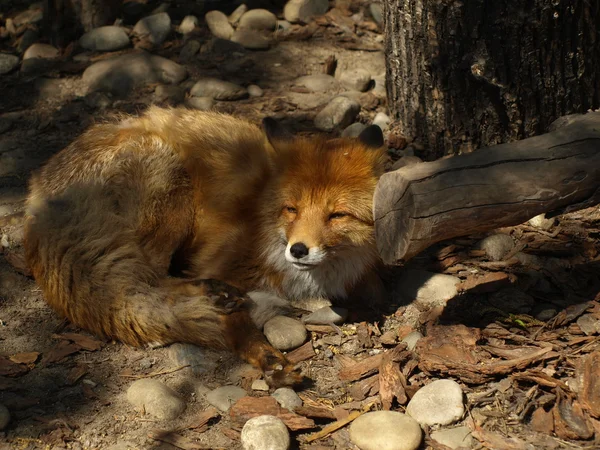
[262,118,387,273]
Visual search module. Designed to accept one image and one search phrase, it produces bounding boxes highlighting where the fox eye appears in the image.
[285,206,297,214]
[329,212,348,220]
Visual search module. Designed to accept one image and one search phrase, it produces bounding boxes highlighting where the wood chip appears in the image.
[553,389,594,439]
[183,407,220,432]
[578,351,600,418]
[52,333,104,351]
[459,272,511,294]
[230,396,315,431]
[294,405,336,420]
[348,374,379,401]
[378,353,407,409]
[9,352,40,365]
[43,341,81,364]
[0,355,29,377]
[286,341,315,364]
[148,431,216,450]
[338,353,383,382]
[305,402,374,443]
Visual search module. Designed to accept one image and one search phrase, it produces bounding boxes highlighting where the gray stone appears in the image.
[392,155,422,170]
[133,12,172,45]
[180,39,201,62]
[127,379,185,420]
[229,4,249,25]
[178,15,199,34]
[477,234,514,261]
[190,77,248,100]
[401,331,423,351]
[168,343,217,374]
[284,0,329,24]
[264,316,307,351]
[231,29,271,50]
[241,415,290,450]
[294,74,338,92]
[372,74,386,97]
[577,314,600,336]
[314,96,361,131]
[302,306,348,325]
[373,112,391,131]
[430,427,473,450]
[272,388,302,411]
[342,122,367,138]
[251,379,270,391]
[84,92,112,110]
[489,288,534,315]
[79,26,130,52]
[532,304,557,321]
[397,270,459,306]
[205,10,234,40]
[349,411,422,450]
[528,213,556,231]
[238,9,278,31]
[248,84,264,97]
[277,20,292,31]
[406,379,464,426]
[13,8,43,26]
[0,54,20,75]
[17,29,39,53]
[185,96,215,111]
[83,52,187,96]
[339,68,371,92]
[206,385,247,412]
[0,404,9,430]
[23,43,59,60]
[369,4,383,27]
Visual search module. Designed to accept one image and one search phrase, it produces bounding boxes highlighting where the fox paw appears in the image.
[262,354,305,388]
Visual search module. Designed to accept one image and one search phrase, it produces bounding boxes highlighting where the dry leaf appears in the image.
[9,352,40,364]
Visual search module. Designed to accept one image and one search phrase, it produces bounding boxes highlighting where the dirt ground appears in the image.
[1,1,600,449]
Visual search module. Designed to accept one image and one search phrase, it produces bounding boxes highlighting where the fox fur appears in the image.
[24,106,387,385]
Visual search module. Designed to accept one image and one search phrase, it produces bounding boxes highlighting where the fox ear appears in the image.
[262,117,293,144]
[357,125,384,149]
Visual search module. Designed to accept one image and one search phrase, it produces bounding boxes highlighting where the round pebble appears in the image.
[178,15,199,34]
[23,43,58,60]
[231,29,271,50]
[238,9,278,31]
[229,4,249,25]
[127,379,186,420]
[185,96,215,111]
[263,316,307,351]
[205,10,234,40]
[154,85,185,104]
[272,388,302,411]
[294,74,338,92]
[373,112,391,131]
[397,270,459,306]
[190,77,248,100]
[401,331,423,351]
[180,39,201,62]
[342,122,367,138]
[477,234,514,261]
[252,379,270,391]
[528,213,556,230]
[0,54,19,75]
[314,96,361,131]
[79,26,130,52]
[406,379,465,426]
[168,343,217,374]
[241,415,290,450]
[284,0,329,23]
[0,404,10,430]
[430,426,473,449]
[302,306,348,325]
[133,12,172,45]
[349,410,422,450]
[339,68,371,92]
[206,385,247,412]
[247,84,264,97]
[17,29,39,53]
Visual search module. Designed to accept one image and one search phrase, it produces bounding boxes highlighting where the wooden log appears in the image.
[374,112,600,265]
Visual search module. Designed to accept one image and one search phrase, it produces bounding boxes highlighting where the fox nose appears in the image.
[290,242,309,259]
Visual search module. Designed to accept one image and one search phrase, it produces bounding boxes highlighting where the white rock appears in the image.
[397,270,459,306]
[314,96,361,131]
[252,379,270,391]
[401,331,423,351]
[248,84,264,97]
[185,96,215,111]
[372,74,386,97]
[229,4,249,25]
[302,306,348,325]
[349,411,422,450]
[178,15,199,34]
[231,29,271,50]
[576,314,600,336]
[79,26,130,51]
[23,43,59,60]
[0,54,19,75]
[272,388,302,411]
[264,316,307,351]
[339,68,371,92]
[373,112,391,131]
[205,10,234,40]
[133,12,172,45]
[406,379,465,426]
[238,9,278,31]
[294,74,338,92]
[0,404,9,430]
[477,234,514,261]
[430,426,473,449]
[284,0,329,24]
[205,385,247,412]
[342,122,367,138]
[241,415,290,450]
[190,77,248,100]
[528,213,556,231]
[127,379,186,420]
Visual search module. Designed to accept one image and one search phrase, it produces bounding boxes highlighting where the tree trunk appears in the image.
[383,0,600,160]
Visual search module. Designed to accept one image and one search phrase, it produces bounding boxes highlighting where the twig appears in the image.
[121,365,190,379]
[304,402,375,443]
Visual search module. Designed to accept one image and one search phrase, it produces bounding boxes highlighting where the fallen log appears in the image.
[374,112,600,264]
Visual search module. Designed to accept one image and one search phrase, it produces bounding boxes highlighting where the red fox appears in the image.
[24,106,386,385]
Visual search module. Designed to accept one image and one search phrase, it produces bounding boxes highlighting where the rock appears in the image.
[372,74,386,97]
[248,84,264,97]
[127,379,186,420]
[238,9,278,31]
[342,122,367,138]
[406,379,465,426]
[401,331,423,351]
[17,29,39,53]
[369,3,383,27]
[190,77,248,100]
[83,52,187,96]
[229,4,249,25]
[477,234,514,261]
[339,68,371,92]
[13,8,43,26]
[489,288,534,314]
[264,316,307,351]
[302,306,348,325]
[168,343,217,374]
[314,96,361,131]
[241,415,290,450]
[231,29,271,50]
[532,303,558,321]
[0,404,9,430]
[79,26,130,51]
[185,96,215,111]
[528,213,556,231]
[205,10,234,40]
[277,20,292,31]
[577,314,600,336]
[84,92,112,110]
[206,386,247,412]
[349,411,422,450]
[284,0,329,23]
[252,379,270,391]
[178,15,199,34]
[430,426,473,449]
[0,54,19,75]
[133,12,172,45]
[392,155,423,170]
[397,270,459,306]
[373,112,391,131]
[180,39,201,61]
[294,74,338,92]
[272,388,302,411]
[23,43,59,60]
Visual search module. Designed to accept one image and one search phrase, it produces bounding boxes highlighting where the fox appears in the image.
[24,106,387,386]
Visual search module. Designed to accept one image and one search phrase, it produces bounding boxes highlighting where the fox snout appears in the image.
[285,241,326,270]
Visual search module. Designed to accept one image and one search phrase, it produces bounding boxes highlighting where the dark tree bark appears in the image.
[383,0,600,160]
